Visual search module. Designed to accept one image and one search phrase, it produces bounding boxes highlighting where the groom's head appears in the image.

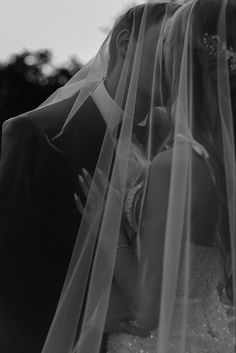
[107,3,166,73]
[106,2,180,120]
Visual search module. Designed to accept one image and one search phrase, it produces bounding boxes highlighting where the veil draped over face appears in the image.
[23,0,236,352]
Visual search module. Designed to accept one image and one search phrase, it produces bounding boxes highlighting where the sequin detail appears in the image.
[107,245,235,353]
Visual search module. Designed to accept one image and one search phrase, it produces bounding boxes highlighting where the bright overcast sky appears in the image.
[1,0,145,66]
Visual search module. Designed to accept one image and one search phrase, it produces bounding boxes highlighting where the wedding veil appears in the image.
[25,0,235,352]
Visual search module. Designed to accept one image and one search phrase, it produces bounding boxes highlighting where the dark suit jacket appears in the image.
[0,95,108,353]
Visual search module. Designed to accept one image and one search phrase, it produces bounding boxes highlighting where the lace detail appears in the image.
[107,245,235,353]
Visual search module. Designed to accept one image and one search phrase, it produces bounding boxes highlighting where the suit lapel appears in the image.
[52,97,108,177]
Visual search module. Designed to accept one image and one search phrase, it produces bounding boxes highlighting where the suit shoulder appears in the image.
[3,115,41,141]
[1,115,60,158]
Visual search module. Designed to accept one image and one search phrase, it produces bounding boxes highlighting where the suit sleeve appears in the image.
[0,116,62,302]
[0,111,81,351]
[0,117,40,245]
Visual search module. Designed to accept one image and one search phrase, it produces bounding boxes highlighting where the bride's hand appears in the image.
[74,168,107,215]
[75,168,123,216]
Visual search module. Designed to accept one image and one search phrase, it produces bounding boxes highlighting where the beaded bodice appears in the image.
[107,245,235,353]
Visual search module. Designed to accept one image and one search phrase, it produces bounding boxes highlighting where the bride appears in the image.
[40,0,235,352]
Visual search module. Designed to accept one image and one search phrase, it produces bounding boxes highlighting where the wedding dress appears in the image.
[107,136,235,353]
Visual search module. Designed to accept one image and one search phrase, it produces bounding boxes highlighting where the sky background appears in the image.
[1,0,145,66]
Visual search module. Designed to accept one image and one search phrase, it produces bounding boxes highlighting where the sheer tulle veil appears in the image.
[25,0,236,352]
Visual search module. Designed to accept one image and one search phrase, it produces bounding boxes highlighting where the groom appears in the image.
[0,3,179,353]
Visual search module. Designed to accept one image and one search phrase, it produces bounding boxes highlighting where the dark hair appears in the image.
[165,0,236,302]
[194,0,236,303]
[107,3,168,74]
[192,0,236,257]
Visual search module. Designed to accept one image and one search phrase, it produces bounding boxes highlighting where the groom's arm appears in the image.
[0,114,66,321]
[0,117,41,245]
[0,116,49,348]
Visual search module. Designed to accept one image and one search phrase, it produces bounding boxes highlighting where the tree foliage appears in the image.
[0,49,81,134]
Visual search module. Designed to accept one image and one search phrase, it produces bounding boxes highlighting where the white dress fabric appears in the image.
[107,136,235,353]
[107,245,234,353]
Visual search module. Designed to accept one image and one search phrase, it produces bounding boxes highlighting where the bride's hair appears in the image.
[164,0,236,152]
[163,0,236,301]
[107,3,167,75]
